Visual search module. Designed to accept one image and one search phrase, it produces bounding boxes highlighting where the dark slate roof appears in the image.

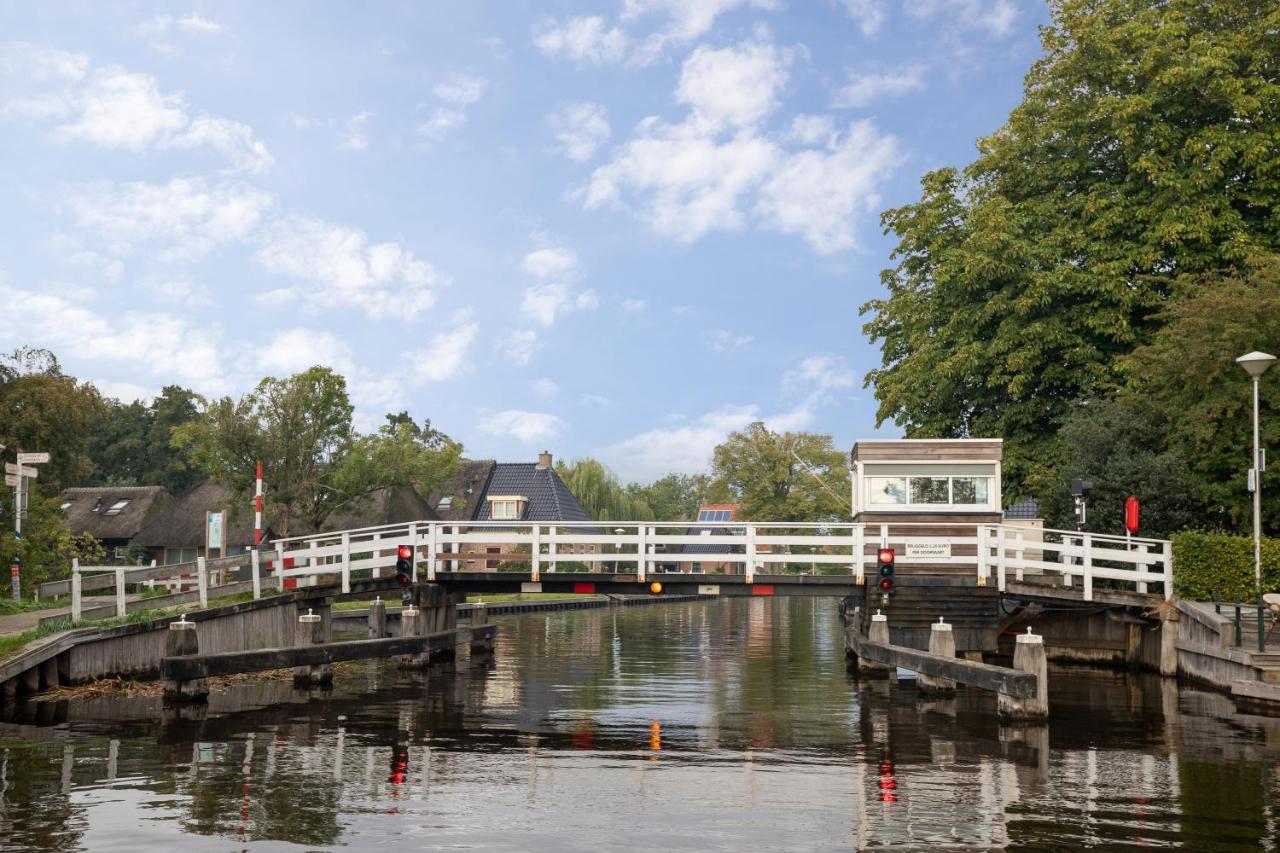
[132,481,276,548]
[321,485,439,532]
[426,460,496,521]
[60,486,173,543]
[1003,498,1042,520]
[474,463,591,522]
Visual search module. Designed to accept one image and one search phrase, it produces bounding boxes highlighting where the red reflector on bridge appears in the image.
[573,582,596,594]
[751,585,775,596]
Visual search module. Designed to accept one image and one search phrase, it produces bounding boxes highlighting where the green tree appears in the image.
[0,348,105,488]
[862,0,1280,495]
[555,458,655,521]
[1123,257,1280,533]
[329,413,463,511]
[626,472,711,521]
[709,423,850,522]
[174,367,356,536]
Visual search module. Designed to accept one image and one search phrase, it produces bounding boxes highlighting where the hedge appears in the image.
[1172,531,1280,602]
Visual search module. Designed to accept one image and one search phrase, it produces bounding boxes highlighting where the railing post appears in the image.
[250,548,262,600]
[307,540,319,589]
[1136,542,1149,594]
[853,524,865,585]
[426,522,437,581]
[745,523,757,585]
[637,524,647,581]
[996,525,1007,592]
[1161,541,1173,601]
[71,559,81,625]
[274,542,286,591]
[407,523,419,582]
[977,526,988,587]
[548,526,558,573]
[197,555,208,609]
[1082,533,1093,602]
[114,567,126,618]
[531,524,541,583]
[340,531,351,594]
[1014,529,1025,582]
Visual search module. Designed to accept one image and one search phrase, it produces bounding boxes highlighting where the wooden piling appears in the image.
[998,628,1048,722]
[293,608,333,686]
[397,607,425,668]
[368,597,387,639]
[1159,610,1179,677]
[470,603,494,654]
[163,617,209,703]
[918,619,956,696]
[860,612,892,678]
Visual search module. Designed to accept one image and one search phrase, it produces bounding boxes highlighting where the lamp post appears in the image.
[1237,350,1276,651]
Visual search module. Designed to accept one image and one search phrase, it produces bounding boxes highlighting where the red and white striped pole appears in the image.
[254,461,264,546]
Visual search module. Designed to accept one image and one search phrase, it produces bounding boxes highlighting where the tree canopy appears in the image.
[709,423,850,522]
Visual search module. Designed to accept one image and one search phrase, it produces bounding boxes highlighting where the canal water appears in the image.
[1,597,1278,850]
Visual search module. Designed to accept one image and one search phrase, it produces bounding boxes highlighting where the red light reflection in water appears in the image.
[649,720,662,753]
[387,748,409,813]
[878,761,898,804]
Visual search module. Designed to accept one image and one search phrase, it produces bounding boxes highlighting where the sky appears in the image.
[0,0,1049,483]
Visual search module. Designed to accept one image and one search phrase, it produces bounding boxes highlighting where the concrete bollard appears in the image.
[918,618,956,696]
[998,627,1048,722]
[860,611,892,678]
[293,608,333,687]
[397,607,426,668]
[368,597,387,639]
[163,616,208,703]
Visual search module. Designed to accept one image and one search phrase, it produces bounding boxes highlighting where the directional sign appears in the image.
[16,452,49,465]
[3,475,17,488]
[3,463,37,479]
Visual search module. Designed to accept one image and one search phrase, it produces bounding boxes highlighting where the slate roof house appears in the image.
[59,486,174,562]
[427,451,595,570]
[655,504,744,573]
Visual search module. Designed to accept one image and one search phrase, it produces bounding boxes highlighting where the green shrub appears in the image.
[1172,531,1280,602]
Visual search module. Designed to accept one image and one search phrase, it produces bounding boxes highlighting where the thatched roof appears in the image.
[426,459,496,521]
[321,485,439,532]
[131,481,269,548]
[60,486,173,543]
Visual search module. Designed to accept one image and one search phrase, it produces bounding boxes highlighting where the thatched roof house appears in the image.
[131,481,269,563]
[320,485,440,532]
[59,486,173,555]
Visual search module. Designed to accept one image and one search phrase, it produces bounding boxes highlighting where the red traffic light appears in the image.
[397,544,413,560]
[877,548,895,565]
[879,577,894,592]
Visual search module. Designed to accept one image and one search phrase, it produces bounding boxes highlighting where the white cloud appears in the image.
[521,247,581,280]
[580,393,614,407]
[624,0,781,45]
[622,298,647,313]
[137,13,226,38]
[755,120,903,252]
[708,329,753,352]
[575,290,599,310]
[833,65,927,108]
[904,0,1018,36]
[255,216,445,320]
[521,283,573,327]
[66,177,273,262]
[0,282,227,393]
[2,48,272,172]
[549,102,611,162]
[786,352,855,393]
[408,322,478,383]
[144,277,211,307]
[604,405,760,480]
[533,16,628,64]
[788,114,837,146]
[94,379,156,403]
[342,112,371,150]
[676,40,790,129]
[499,330,540,366]
[418,73,487,142]
[259,328,354,376]
[478,409,563,443]
[532,378,559,398]
[840,0,888,36]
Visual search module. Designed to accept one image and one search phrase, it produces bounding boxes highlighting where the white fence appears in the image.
[264,520,1173,602]
[69,552,253,624]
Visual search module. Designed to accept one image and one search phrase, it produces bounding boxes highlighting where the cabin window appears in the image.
[951,477,990,505]
[866,473,994,509]
[868,477,908,505]
[908,477,950,504]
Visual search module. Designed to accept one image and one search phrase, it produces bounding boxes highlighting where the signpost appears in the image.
[7,449,49,599]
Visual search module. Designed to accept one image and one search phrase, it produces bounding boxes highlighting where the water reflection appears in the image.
[0,598,1278,849]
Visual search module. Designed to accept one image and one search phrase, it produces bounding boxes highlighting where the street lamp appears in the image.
[1237,350,1276,650]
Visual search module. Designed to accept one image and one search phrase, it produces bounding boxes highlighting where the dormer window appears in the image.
[437,496,453,510]
[487,495,526,520]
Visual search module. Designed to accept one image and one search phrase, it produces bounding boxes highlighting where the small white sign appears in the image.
[3,463,37,479]
[3,475,18,488]
[16,452,50,464]
[521,582,543,593]
[905,540,951,559]
[697,584,721,595]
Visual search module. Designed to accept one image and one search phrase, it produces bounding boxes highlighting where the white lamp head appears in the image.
[1237,351,1277,379]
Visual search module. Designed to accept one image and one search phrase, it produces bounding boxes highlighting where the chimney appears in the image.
[537,450,553,470]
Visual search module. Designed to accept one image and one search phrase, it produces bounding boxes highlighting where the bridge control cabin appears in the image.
[850,438,1005,652]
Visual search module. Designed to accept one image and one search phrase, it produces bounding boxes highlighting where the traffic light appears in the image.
[395,544,414,593]
[877,547,895,593]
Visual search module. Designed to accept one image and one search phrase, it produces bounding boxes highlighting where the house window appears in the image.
[868,477,908,505]
[104,499,130,516]
[487,496,526,520]
[164,547,198,566]
[486,546,501,569]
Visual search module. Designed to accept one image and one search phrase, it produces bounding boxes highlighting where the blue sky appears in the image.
[0,1,1047,482]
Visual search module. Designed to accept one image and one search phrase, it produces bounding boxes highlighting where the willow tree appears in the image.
[555,458,655,521]
[862,0,1280,495]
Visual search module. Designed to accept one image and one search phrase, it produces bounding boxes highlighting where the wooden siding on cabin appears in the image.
[851,439,1003,463]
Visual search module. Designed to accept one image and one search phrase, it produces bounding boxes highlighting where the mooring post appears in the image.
[918,618,956,696]
[1159,608,1179,677]
[163,615,208,703]
[998,627,1048,722]
[397,605,425,668]
[368,596,387,639]
[470,602,494,654]
[859,611,892,678]
[293,608,333,686]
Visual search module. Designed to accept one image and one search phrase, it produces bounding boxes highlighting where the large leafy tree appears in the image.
[330,412,463,509]
[88,386,202,492]
[626,472,711,522]
[862,0,1280,495]
[555,458,656,521]
[709,423,850,522]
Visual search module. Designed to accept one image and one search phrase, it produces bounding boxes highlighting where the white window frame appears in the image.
[856,459,1001,513]
[487,495,526,520]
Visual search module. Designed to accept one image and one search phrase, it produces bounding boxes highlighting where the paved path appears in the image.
[0,597,122,637]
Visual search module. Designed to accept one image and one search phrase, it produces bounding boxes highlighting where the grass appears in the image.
[0,597,65,616]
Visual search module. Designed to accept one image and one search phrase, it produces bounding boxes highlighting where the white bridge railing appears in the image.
[262,520,1172,602]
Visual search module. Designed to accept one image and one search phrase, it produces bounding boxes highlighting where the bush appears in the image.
[1172,531,1280,602]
